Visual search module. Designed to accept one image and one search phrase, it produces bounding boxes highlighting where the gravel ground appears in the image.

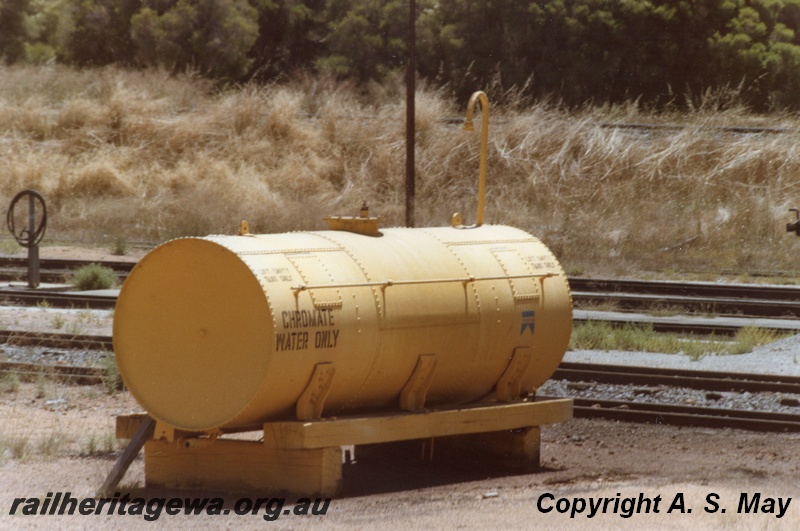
[2,345,110,368]
[539,379,800,413]
[535,334,800,414]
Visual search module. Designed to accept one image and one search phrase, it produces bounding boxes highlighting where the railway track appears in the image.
[0,257,134,284]
[0,360,105,385]
[0,330,113,350]
[0,331,113,386]
[552,362,800,395]
[570,277,800,318]
[547,362,800,432]
[0,289,118,309]
[556,397,800,433]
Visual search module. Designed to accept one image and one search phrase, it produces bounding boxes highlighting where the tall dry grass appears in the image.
[2,64,800,277]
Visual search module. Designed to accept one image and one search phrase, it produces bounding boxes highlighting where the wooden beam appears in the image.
[264,398,572,450]
[144,439,341,496]
[99,415,155,495]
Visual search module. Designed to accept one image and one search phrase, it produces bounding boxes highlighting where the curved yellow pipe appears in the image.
[463,91,489,227]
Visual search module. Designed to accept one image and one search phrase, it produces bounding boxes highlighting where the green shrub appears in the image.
[111,236,128,256]
[70,263,117,290]
[729,327,788,355]
[102,352,123,394]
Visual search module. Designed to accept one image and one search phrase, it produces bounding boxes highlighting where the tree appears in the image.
[248,0,326,81]
[317,0,410,82]
[130,0,259,79]
[59,0,141,65]
[0,0,30,63]
[709,0,800,109]
[417,0,536,101]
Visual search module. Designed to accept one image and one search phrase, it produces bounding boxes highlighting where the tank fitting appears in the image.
[454,91,489,228]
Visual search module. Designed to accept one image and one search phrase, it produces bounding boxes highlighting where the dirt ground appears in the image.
[1,380,800,530]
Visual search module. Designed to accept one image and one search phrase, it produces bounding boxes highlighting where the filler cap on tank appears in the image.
[324,201,382,236]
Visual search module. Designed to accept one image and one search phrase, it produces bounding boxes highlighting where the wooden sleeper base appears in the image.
[115,398,573,496]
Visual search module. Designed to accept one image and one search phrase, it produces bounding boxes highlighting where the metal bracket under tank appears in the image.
[399,354,438,411]
[495,347,533,402]
[296,362,336,421]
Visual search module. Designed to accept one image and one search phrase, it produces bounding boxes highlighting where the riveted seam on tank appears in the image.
[236,247,341,255]
[306,232,383,319]
[419,222,537,244]
[286,253,344,308]
[313,257,342,308]
[492,253,513,295]
[236,253,277,336]
[227,252,278,429]
[434,238,536,246]
[203,236,238,254]
[202,234,339,256]
[492,250,540,302]
[420,229,481,313]
[531,241,573,305]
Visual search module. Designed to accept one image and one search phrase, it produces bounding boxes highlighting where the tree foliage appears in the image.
[12,0,800,109]
[128,0,258,79]
[58,0,140,65]
[248,0,324,81]
[316,0,412,82]
[0,0,31,64]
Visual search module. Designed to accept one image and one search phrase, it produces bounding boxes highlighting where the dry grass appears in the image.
[0,380,129,464]
[2,64,800,277]
[570,321,788,359]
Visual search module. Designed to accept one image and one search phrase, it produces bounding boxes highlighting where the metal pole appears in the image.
[405,0,416,228]
[27,193,40,288]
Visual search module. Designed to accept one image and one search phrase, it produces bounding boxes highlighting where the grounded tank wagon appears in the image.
[113,221,572,431]
[109,91,574,496]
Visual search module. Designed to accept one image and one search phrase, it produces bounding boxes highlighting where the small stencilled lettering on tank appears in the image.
[260,267,294,283]
[524,255,555,270]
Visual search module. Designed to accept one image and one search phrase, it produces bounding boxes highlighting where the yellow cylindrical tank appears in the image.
[113,224,572,432]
